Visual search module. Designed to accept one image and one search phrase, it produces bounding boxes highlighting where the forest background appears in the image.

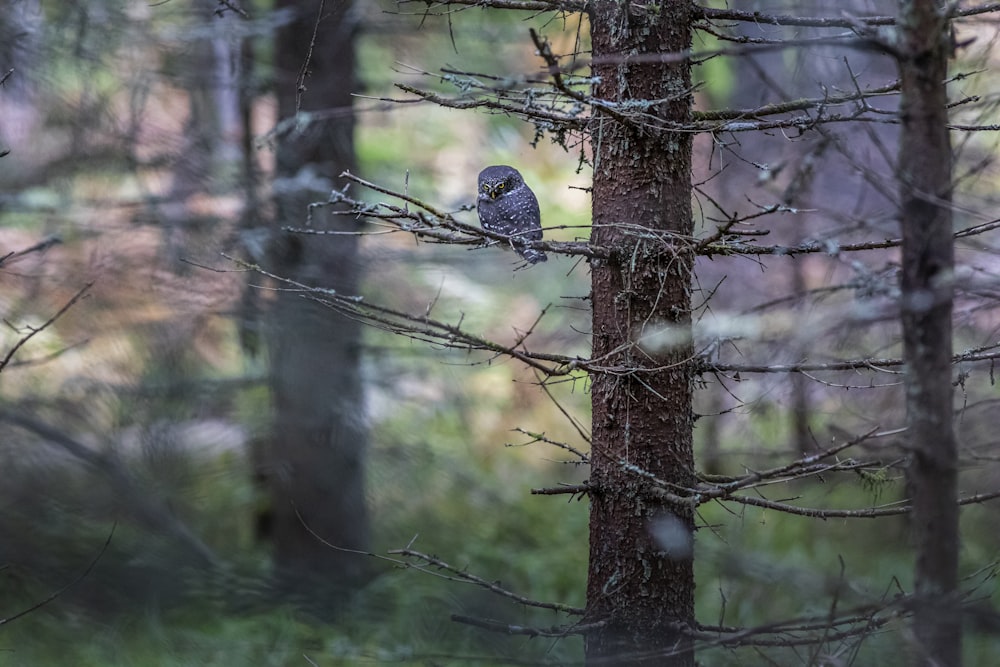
[2,1,1000,666]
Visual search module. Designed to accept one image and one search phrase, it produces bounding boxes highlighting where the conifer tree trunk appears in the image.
[896,1,960,664]
[586,3,696,665]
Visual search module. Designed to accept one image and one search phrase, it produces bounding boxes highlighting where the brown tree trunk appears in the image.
[896,2,960,665]
[586,3,696,665]
[261,0,369,607]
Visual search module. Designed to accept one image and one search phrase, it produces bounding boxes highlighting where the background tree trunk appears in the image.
[261,0,369,606]
[897,2,960,664]
[586,3,696,665]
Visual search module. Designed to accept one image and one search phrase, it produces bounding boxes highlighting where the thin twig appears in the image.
[0,524,116,626]
[388,547,585,615]
[0,282,92,374]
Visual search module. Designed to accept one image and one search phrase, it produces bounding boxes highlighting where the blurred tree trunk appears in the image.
[585,3,695,665]
[160,4,217,230]
[896,1,960,664]
[261,0,369,605]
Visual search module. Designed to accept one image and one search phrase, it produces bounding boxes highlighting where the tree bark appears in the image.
[261,0,369,606]
[896,2,960,665]
[586,3,696,665]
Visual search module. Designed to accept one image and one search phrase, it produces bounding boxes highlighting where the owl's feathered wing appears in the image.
[499,188,546,264]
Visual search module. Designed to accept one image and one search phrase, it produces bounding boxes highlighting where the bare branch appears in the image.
[693,4,894,29]
[0,282,92,375]
[396,79,582,119]
[702,342,1000,375]
[0,525,115,627]
[235,257,587,375]
[695,427,884,494]
[213,0,248,17]
[693,81,900,123]
[451,613,601,637]
[395,0,586,13]
[0,235,62,268]
[530,482,590,496]
[512,427,589,462]
[388,547,585,615]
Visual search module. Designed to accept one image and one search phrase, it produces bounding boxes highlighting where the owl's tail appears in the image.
[517,246,548,264]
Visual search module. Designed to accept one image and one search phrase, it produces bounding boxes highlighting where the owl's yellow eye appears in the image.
[497,183,505,189]
[482,184,490,192]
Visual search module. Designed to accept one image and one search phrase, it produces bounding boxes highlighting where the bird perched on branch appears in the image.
[476,165,547,265]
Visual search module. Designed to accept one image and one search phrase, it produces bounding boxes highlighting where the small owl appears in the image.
[477,165,547,265]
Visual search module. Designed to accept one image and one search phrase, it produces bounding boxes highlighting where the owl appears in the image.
[476,165,547,265]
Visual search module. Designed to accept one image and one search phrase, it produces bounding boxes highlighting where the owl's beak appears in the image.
[489,187,499,200]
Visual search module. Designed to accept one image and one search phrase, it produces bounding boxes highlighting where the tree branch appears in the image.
[0,525,115,627]
[451,613,601,637]
[0,282,92,375]
[389,546,585,615]
[0,408,219,568]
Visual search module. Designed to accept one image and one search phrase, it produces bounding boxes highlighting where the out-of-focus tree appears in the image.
[255,0,370,604]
